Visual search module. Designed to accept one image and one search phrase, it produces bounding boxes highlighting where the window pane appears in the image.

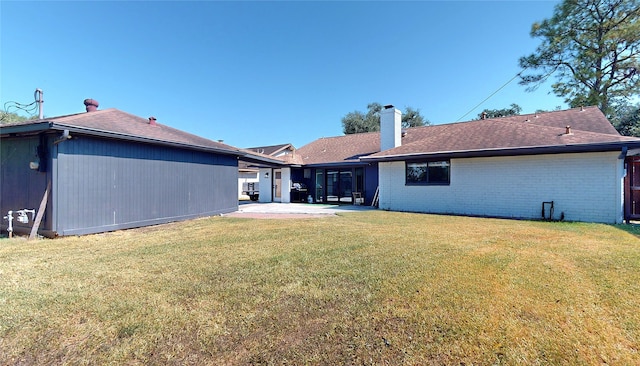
[315,169,324,202]
[355,167,364,193]
[427,161,450,183]
[406,160,450,184]
[406,162,428,183]
[340,170,353,202]
[326,170,339,202]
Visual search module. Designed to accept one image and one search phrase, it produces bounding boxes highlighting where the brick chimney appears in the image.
[84,99,99,112]
[380,105,402,151]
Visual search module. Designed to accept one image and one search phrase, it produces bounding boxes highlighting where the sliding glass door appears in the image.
[314,167,364,204]
[326,169,353,203]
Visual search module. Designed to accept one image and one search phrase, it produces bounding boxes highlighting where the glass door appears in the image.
[324,169,354,204]
[339,170,353,203]
[326,170,339,203]
[274,170,282,202]
[627,157,640,219]
[315,169,324,203]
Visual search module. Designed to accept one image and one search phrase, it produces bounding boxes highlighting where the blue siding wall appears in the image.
[54,136,238,236]
[0,136,52,235]
[364,164,379,205]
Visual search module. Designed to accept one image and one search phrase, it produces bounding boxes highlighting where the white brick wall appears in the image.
[379,152,625,223]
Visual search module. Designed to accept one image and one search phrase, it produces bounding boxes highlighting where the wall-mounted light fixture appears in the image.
[264,171,270,178]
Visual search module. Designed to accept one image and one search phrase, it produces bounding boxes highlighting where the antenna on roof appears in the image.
[34,89,44,119]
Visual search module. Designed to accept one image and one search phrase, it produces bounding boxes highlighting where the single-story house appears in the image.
[257,105,640,224]
[0,99,278,237]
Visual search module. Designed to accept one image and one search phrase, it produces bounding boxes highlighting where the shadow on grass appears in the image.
[613,223,640,238]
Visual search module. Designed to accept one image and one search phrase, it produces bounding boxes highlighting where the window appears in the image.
[406,160,450,185]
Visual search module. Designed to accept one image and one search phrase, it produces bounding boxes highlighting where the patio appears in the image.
[224,202,375,219]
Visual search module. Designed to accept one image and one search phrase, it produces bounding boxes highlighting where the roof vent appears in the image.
[481,111,487,120]
[148,116,157,126]
[84,99,99,112]
[565,125,573,135]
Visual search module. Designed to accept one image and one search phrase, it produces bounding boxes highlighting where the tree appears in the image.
[0,111,30,124]
[535,106,563,113]
[477,103,522,119]
[612,103,640,136]
[341,103,383,134]
[519,0,640,118]
[402,107,427,128]
[342,103,429,134]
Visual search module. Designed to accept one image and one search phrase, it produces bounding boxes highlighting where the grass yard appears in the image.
[1,211,639,365]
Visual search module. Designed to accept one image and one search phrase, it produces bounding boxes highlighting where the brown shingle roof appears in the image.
[47,108,236,151]
[372,120,635,159]
[296,132,380,165]
[485,106,620,135]
[295,106,639,165]
[368,107,638,159]
[2,108,285,165]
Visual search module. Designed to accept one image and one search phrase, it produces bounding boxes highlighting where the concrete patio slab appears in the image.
[223,202,375,219]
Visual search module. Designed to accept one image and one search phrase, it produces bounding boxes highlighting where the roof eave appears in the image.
[239,153,288,166]
[360,142,640,162]
[269,144,294,156]
[45,123,243,156]
[0,121,52,135]
[300,160,373,168]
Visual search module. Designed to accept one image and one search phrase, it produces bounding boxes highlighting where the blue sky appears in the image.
[1,0,564,149]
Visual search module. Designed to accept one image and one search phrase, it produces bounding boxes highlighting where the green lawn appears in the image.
[1,211,639,365]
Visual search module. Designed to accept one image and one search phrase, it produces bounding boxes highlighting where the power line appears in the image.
[2,100,38,121]
[456,68,526,122]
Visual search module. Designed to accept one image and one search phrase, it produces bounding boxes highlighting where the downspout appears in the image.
[618,146,628,160]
